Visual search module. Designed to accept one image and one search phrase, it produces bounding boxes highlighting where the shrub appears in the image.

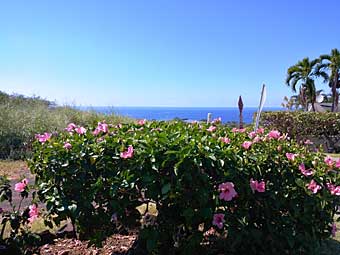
[29,121,340,254]
[260,111,340,152]
[0,176,40,254]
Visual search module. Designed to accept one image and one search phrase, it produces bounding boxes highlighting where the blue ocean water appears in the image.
[80,106,282,124]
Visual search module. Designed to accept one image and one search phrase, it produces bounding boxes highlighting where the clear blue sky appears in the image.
[1,0,340,107]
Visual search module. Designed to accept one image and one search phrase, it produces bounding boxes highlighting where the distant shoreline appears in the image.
[76,106,284,124]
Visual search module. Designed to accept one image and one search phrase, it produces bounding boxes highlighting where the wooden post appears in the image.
[238,96,243,129]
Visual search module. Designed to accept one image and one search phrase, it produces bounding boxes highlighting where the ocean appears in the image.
[80,106,283,124]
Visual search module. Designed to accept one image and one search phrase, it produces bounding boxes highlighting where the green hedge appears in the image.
[29,121,340,254]
[260,111,340,152]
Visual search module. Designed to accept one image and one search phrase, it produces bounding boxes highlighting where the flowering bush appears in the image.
[0,176,40,254]
[29,120,340,254]
[261,111,340,152]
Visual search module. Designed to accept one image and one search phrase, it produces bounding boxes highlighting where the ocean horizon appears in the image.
[77,106,283,124]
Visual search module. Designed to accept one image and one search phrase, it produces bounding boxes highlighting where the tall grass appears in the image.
[0,91,132,159]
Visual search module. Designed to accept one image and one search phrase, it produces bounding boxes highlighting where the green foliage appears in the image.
[261,111,340,152]
[0,176,40,254]
[0,91,131,159]
[29,120,340,254]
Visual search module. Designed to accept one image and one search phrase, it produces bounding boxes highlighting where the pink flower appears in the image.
[242,141,252,150]
[249,178,266,193]
[326,183,340,196]
[218,182,237,201]
[248,131,256,139]
[220,137,230,144]
[253,136,261,143]
[14,179,28,192]
[65,123,77,132]
[299,163,314,176]
[268,130,281,139]
[336,159,340,168]
[304,139,313,145]
[256,128,264,134]
[232,128,246,133]
[120,146,134,159]
[286,153,297,161]
[98,122,108,133]
[324,156,334,167]
[75,126,86,135]
[332,222,337,237]
[35,133,52,143]
[207,126,217,132]
[138,119,146,125]
[212,213,225,229]
[63,142,72,150]
[28,204,39,223]
[93,122,109,135]
[307,180,322,194]
[212,117,222,124]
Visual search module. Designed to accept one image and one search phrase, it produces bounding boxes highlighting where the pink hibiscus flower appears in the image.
[256,128,264,134]
[307,180,322,194]
[212,213,225,229]
[75,126,86,135]
[63,142,72,150]
[286,153,297,161]
[207,126,217,132]
[324,156,334,167]
[242,141,252,150]
[336,159,340,168]
[268,130,281,139]
[35,133,52,143]
[253,136,261,143]
[248,131,256,139]
[14,178,28,192]
[299,163,314,176]
[138,119,146,125]
[250,178,266,193]
[28,204,39,223]
[220,137,230,144]
[120,146,134,159]
[65,123,77,132]
[218,182,237,201]
[326,183,340,196]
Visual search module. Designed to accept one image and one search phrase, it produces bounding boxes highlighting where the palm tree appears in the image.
[286,58,320,111]
[317,49,340,112]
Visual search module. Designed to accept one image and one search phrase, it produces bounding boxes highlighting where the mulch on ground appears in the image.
[39,233,137,255]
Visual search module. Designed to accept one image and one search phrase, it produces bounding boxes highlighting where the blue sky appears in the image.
[1,0,340,107]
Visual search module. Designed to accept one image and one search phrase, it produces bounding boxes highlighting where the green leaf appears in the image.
[161,183,171,195]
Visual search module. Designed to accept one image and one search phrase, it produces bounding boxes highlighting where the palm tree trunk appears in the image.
[331,83,336,112]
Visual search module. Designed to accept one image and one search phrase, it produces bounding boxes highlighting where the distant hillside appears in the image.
[0,91,131,159]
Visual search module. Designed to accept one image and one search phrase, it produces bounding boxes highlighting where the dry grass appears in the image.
[0,160,31,180]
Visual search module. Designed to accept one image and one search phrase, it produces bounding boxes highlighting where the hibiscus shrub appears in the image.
[261,111,340,152]
[0,176,41,254]
[29,120,340,254]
